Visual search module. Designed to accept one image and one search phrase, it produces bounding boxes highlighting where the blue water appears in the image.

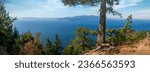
[13,18,150,46]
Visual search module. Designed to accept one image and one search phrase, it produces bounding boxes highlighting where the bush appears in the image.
[129,31,147,43]
[106,15,147,46]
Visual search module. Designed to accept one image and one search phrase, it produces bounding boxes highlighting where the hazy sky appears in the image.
[4,0,150,19]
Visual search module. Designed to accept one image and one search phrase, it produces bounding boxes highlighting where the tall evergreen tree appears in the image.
[0,0,18,54]
[52,34,63,55]
[64,28,95,55]
[62,0,121,47]
[45,37,52,55]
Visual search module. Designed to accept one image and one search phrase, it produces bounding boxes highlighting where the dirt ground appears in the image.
[118,38,150,55]
[84,38,150,55]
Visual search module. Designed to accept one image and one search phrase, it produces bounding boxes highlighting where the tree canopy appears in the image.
[62,0,121,16]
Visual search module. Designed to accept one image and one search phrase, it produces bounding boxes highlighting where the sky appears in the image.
[3,0,150,20]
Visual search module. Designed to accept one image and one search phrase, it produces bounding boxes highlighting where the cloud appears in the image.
[40,0,67,9]
[108,0,148,20]
[114,0,143,9]
[5,0,68,18]
[113,9,150,20]
[132,9,150,20]
[5,0,150,20]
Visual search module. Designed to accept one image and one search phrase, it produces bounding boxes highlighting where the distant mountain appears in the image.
[21,15,99,21]
[57,15,99,21]
[21,17,53,20]
[20,15,124,22]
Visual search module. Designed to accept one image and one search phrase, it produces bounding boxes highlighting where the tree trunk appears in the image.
[96,0,106,47]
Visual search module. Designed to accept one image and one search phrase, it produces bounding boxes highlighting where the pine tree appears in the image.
[45,37,52,55]
[10,27,21,54]
[64,28,95,55]
[0,0,18,54]
[52,34,63,55]
[106,15,134,45]
[62,0,121,47]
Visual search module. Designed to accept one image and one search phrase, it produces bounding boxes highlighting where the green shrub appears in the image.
[106,15,147,46]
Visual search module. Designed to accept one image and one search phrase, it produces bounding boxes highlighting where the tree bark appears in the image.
[96,0,106,47]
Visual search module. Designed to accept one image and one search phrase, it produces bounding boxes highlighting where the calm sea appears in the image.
[13,18,150,46]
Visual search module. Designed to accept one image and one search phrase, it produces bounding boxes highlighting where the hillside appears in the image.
[84,38,150,55]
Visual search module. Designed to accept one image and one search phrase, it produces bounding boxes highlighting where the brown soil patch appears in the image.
[84,38,150,55]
